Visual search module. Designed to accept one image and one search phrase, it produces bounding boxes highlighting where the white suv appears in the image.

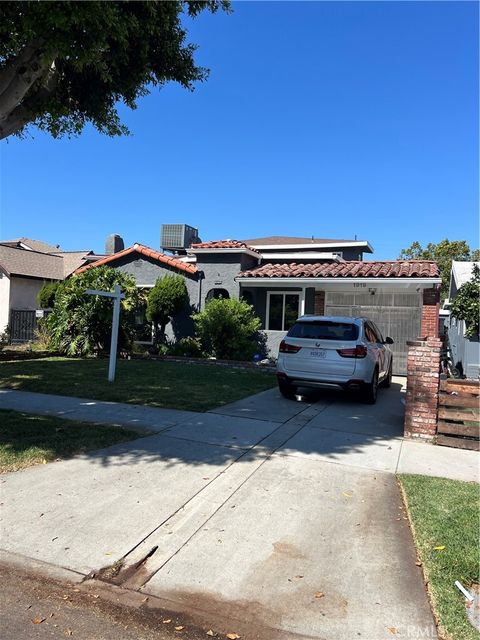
[276,316,394,404]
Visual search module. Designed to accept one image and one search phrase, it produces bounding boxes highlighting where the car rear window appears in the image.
[287,321,359,341]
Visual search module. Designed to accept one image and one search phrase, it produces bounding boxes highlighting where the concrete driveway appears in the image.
[0,379,440,639]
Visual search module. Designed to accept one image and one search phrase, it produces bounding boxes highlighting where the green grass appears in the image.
[0,357,276,412]
[399,474,480,640]
[0,410,143,473]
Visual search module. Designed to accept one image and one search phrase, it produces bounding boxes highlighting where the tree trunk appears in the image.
[0,39,55,139]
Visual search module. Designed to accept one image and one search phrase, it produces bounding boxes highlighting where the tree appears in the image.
[398,239,480,301]
[47,266,144,356]
[450,265,480,338]
[0,1,229,140]
[146,274,189,344]
[37,281,60,308]
[193,297,262,361]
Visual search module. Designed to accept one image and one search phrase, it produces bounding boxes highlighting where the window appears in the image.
[288,320,358,341]
[365,322,382,344]
[267,292,300,331]
[133,302,153,343]
[206,288,230,303]
[370,321,384,343]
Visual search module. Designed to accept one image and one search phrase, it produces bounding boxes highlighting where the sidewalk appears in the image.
[0,383,478,639]
[1,387,478,482]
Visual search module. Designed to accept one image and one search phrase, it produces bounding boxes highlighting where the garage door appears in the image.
[324,291,421,375]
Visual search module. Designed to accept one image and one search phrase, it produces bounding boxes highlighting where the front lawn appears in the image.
[0,357,276,412]
[0,410,143,473]
[399,474,480,640]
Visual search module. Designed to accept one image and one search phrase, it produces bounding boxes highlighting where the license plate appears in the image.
[310,349,327,358]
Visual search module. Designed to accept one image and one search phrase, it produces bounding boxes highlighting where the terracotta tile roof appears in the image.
[0,245,64,279]
[238,261,440,279]
[191,239,261,254]
[75,243,197,275]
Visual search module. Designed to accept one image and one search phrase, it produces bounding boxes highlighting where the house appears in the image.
[0,237,103,341]
[444,261,480,378]
[75,226,441,374]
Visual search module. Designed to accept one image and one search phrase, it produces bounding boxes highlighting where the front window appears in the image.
[267,293,300,331]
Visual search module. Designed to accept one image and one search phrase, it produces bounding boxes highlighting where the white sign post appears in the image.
[86,284,125,382]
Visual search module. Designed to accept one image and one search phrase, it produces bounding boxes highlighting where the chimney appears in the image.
[105,234,124,255]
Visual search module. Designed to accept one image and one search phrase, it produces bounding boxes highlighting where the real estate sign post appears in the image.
[86,285,125,382]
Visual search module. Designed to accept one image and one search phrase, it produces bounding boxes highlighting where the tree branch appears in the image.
[0,68,58,139]
[0,103,30,139]
[0,40,53,123]
[0,39,45,97]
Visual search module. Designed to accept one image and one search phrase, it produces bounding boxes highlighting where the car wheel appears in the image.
[363,369,378,404]
[382,360,393,388]
[278,378,296,399]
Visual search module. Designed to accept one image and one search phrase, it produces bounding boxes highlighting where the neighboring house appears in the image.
[76,229,441,374]
[0,238,102,341]
[444,261,480,378]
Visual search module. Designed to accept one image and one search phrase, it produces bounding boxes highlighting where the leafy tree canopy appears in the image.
[47,266,144,356]
[450,264,480,338]
[146,274,189,343]
[0,1,229,139]
[398,239,480,300]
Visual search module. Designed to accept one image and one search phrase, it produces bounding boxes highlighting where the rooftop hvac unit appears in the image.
[161,224,200,252]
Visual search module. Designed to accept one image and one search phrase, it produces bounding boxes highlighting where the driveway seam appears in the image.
[394,437,405,474]
[118,401,333,586]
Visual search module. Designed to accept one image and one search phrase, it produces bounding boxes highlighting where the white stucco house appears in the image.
[444,261,480,378]
[0,238,100,341]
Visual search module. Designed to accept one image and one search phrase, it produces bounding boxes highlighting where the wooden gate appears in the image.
[437,379,480,450]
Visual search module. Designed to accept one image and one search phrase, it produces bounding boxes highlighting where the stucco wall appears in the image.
[113,255,199,341]
[0,273,11,333]
[9,277,47,310]
[196,254,247,310]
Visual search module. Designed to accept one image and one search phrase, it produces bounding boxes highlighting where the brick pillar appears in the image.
[404,337,442,440]
[421,287,440,338]
[314,291,325,315]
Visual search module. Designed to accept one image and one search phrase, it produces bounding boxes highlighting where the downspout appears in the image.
[197,271,204,311]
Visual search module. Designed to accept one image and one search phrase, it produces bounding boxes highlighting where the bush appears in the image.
[37,281,61,309]
[450,264,480,337]
[47,266,145,356]
[193,298,262,361]
[0,326,10,351]
[168,336,203,358]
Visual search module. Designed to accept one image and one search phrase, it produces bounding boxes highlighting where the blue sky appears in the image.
[0,1,478,260]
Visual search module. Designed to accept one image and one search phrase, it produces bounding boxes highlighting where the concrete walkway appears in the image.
[0,380,478,639]
[1,385,478,481]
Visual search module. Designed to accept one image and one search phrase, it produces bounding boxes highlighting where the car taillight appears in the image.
[337,345,367,358]
[279,340,301,354]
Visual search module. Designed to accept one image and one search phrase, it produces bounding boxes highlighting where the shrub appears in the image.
[168,336,203,358]
[193,298,262,361]
[146,275,189,344]
[47,266,144,356]
[450,264,480,337]
[37,281,60,308]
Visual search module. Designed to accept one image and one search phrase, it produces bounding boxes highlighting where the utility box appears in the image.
[160,224,200,252]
